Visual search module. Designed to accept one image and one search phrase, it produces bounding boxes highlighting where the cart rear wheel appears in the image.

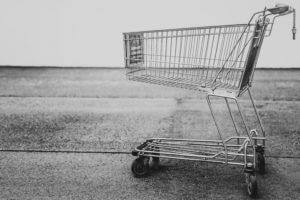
[247,174,258,198]
[256,152,265,174]
[131,157,150,177]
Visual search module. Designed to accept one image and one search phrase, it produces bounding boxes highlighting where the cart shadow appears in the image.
[137,157,299,200]
[144,159,250,199]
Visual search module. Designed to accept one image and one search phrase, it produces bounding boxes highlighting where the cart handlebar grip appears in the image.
[267,4,296,40]
[267,4,294,15]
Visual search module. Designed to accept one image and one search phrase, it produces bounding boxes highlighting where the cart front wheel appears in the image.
[247,174,258,198]
[131,157,150,177]
[256,152,265,174]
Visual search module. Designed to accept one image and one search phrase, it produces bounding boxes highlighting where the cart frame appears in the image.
[123,4,296,198]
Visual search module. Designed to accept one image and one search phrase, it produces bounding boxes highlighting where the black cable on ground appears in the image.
[0,149,130,154]
[265,155,300,159]
[0,149,299,159]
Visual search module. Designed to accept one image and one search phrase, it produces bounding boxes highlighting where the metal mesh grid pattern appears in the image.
[124,24,261,93]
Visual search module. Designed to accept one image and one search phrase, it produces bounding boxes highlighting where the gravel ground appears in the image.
[0,152,299,200]
[0,97,298,157]
[0,68,299,199]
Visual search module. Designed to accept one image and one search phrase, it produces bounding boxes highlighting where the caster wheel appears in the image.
[246,174,258,198]
[131,157,150,177]
[256,152,265,174]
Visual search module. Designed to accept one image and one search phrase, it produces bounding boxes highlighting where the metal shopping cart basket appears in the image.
[123,4,296,197]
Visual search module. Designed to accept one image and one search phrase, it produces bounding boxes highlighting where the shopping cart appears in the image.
[123,4,296,197]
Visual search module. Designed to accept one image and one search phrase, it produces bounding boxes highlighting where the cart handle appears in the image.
[267,4,296,39]
[267,4,292,15]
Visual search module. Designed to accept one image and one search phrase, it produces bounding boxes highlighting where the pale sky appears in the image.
[0,0,299,67]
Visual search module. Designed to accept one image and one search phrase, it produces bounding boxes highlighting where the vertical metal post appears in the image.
[234,98,250,138]
[292,10,296,40]
[123,33,128,67]
[244,140,248,167]
[247,88,265,146]
[206,95,228,164]
[225,97,240,144]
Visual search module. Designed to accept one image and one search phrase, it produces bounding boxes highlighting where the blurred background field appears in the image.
[0,67,299,156]
[0,67,299,100]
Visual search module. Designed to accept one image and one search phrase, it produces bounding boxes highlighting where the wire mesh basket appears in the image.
[124,5,296,97]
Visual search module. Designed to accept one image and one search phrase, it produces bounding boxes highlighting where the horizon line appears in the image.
[0,65,299,69]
